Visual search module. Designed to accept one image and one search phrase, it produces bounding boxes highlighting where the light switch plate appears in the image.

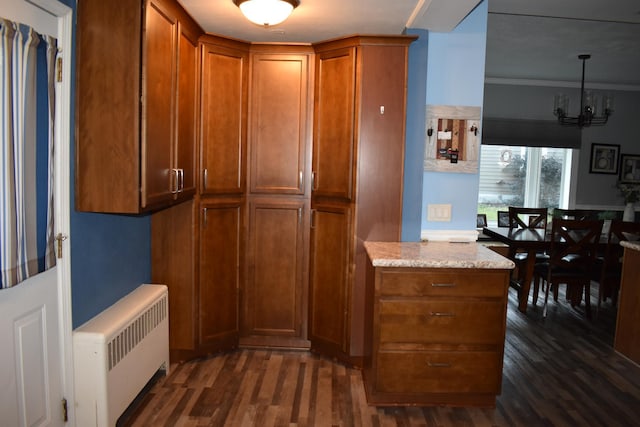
[427,204,452,222]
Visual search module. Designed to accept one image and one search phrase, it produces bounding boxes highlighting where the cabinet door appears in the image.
[199,200,242,351]
[309,203,352,355]
[243,198,308,347]
[174,22,198,200]
[200,43,248,195]
[313,48,356,200]
[249,53,310,195]
[142,0,177,208]
[151,200,196,353]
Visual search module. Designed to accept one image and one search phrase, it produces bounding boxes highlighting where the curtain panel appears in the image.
[1,18,57,289]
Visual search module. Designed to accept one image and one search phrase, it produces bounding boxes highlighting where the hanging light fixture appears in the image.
[553,54,613,128]
[233,0,300,27]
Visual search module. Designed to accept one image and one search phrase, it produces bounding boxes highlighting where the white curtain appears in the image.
[1,18,57,289]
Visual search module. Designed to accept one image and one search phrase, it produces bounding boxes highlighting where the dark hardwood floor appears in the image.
[120,285,640,426]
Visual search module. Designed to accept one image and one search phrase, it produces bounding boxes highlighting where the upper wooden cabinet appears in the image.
[312,47,356,200]
[200,36,249,196]
[248,49,313,196]
[76,0,202,213]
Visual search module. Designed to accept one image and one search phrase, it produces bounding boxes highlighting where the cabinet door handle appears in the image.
[203,168,208,191]
[203,207,208,227]
[431,283,455,288]
[179,168,184,191]
[310,209,316,229]
[299,170,303,190]
[311,171,317,191]
[430,312,455,317]
[171,169,180,194]
[427,362,451,368]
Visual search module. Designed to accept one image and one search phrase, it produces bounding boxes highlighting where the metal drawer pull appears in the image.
[427,362,451,368]
[430,312,455,317]
[431,283,455,287]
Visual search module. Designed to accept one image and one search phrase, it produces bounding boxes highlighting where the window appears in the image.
[478,145,572,225]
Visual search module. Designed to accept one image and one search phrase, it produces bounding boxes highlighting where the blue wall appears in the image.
[65,0,152,328]
[407,2,488,234]
[402,29,428,242]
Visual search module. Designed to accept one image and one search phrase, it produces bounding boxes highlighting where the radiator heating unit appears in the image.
[73,284,169,426]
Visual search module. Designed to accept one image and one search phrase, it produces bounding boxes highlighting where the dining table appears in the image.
[482,226,549,313]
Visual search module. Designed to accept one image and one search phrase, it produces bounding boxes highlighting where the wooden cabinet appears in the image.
[363,264,510,406]
[614,246,640,364]
[241,47,313,348]
[198,199,243,353]
[248,51,311,195]
[151,199,197,359]
[309,36,416,364]
[309,204,351,354]
[242,198,309,347]
[200,36,249,195]
[76,0,201,213]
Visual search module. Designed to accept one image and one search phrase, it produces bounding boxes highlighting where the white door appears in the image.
[0,1,73,426]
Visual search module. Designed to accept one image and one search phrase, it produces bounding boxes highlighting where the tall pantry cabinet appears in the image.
[309,36,416,364]
[76,0,200,213]
[242,46,314,349]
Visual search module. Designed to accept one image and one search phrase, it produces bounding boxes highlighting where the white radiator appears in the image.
[73,284,169,427]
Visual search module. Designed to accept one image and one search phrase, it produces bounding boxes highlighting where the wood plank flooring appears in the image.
[119,286,640,426]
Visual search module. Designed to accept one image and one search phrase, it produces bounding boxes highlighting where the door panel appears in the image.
[199,201,242,351]
[200,43,248,195]
[175,22,198,199]
[309,204,352,354]
[142,0,176,207]
[249,53,310,195]
[0,1,69,426]
[313,48,356,200]
[243,198,308,347]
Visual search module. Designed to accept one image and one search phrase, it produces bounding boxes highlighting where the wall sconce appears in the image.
[233,0,300,26]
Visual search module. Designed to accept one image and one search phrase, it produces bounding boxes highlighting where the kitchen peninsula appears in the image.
[363,241,514,406]
[615,241,640,365]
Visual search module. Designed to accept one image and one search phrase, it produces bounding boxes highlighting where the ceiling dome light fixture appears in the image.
[233,0,300,27]
[553,54,613,128]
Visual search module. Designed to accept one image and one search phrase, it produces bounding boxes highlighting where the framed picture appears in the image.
[589,143,619,174]
[619,154,640,184]
[476,213,487,228]
[424,105,481,174]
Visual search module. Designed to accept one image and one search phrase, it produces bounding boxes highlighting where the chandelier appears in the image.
[233,0,300,27]
[553,54,613,128]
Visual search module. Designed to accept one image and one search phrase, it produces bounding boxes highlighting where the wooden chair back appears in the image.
[508,207,548,229]
[548,219,603,273]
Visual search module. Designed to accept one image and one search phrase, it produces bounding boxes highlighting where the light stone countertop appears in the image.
[364,241,515,269]
[621,241,640,252]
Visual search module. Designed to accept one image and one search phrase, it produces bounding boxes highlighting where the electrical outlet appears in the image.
[427,204,452,222]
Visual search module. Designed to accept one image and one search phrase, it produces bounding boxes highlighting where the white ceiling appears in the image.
[179,0,640,88]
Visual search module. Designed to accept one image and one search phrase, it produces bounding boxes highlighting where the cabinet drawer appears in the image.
[376,351,501,394]
[378,270,507,298]
[378,300,505,345]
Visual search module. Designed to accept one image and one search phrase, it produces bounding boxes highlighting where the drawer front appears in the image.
[376,351,501,394]
[379,270,507,298]
[378,300,505,345]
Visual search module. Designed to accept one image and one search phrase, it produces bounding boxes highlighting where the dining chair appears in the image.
[593,219,640,314]
[508,207,548,229]
[508,207,549,300]
[534,219,603,319]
